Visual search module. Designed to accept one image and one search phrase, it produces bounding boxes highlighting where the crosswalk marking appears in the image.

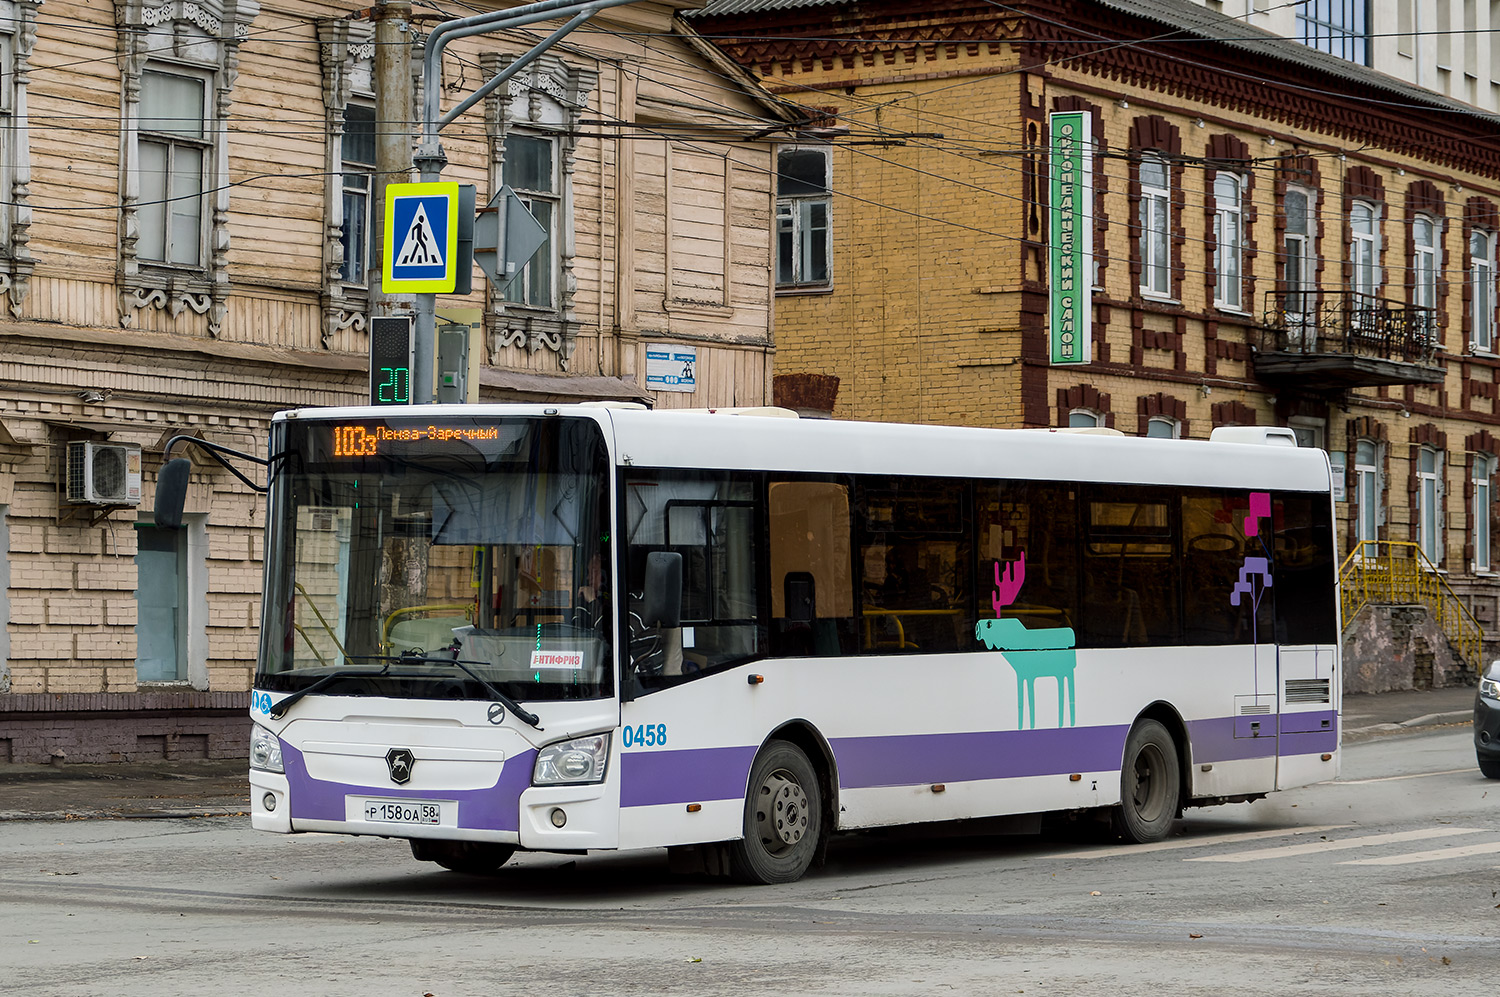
[1183,826,1482,863]
[1049,825,1351,860]
[1338,840,1500,866]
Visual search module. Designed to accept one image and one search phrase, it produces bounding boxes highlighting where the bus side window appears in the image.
[857,477,971,654]
[624,470,761,691]
[1181,490,1264,645]
[1273,492,1338,644]
[1080,485,1179,647]
[768,479,856,656]
[976,482,1077,632]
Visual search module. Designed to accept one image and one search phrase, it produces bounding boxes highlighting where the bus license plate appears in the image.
[362,799,441,825]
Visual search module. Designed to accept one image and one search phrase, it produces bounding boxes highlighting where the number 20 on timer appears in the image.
[376,366,409,404]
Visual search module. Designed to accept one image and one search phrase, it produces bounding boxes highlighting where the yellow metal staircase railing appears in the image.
[1339,540,1484,675]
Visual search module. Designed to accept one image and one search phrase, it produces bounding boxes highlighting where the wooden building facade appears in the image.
[0,0,786,763]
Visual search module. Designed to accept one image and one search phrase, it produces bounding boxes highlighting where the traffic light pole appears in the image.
[408,0,641,403]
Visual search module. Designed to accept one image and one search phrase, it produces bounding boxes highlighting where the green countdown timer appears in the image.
[369,316,414,406]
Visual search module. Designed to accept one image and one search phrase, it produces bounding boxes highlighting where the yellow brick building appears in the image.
[694,0,1500,689]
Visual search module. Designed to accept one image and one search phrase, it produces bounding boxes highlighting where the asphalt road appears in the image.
[0,689,1494,997]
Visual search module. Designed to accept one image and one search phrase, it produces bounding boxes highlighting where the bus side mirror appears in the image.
[154,458,191,528]
[640,551,683,629]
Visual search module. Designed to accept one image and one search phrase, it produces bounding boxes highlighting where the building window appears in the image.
[1069,409,1102,428]
[1288,417,1325,450]
[1350,200,1380,299]
[1413,214,1439,339]
[340,103,375,284]
[1214,173,1244,310]
[1145,416,1180,439]
[502,133,558,309]
[1473,229,1495,352]
[1297,0,1370,65]
[1139,154,1171,297]
[1283,187,1317,343]
[1355,439,1381,558]
[776,147,831,287]
[1417,446,1443,563]
[1476,454,1495,571]
[136,524,188,682]
[137,69,209,267]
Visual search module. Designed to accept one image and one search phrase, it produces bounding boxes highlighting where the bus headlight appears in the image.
[250,725,285,773]
[533,734,610,785]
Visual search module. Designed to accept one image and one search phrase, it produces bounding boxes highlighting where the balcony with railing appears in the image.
[1255,290,1445,389]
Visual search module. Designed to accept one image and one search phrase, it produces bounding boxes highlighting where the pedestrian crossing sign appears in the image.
[383,182,460,292]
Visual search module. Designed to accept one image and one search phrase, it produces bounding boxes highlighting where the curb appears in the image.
[1342,710,1473,743]
[0,807,247,823]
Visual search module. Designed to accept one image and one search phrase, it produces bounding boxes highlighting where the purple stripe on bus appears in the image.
[830,726,1131,788]
[1186,711,1337,761]
[282,743,536,832]
[1279,728,1339,756]
[619,745,758,807]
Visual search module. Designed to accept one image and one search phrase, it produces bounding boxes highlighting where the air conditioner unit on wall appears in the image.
[66,441,143,505]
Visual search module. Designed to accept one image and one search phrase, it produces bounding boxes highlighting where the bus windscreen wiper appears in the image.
[266,655,542,729]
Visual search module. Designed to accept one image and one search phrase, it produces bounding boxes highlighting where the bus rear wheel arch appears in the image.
[729,739,825,884]
[1111,718,1182,843]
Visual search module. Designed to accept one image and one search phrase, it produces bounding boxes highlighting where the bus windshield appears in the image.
[257,414,612,702]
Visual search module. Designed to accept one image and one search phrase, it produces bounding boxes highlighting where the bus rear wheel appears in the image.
[410,839,516,875]
[1111,719,1180,843]
[729,740,822,884]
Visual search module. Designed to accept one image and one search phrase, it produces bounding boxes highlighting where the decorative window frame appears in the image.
[115,0,260,337]
[317,18,376,347]
[483,52,597,367]
[0,1,41,318]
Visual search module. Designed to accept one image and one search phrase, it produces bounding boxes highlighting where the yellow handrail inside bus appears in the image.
[293,582,352,663]
[382,603,475,649]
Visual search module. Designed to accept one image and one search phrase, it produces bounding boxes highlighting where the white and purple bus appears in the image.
[234,404,1339,884]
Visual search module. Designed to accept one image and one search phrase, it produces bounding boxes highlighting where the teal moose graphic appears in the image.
[974,552,1079,728]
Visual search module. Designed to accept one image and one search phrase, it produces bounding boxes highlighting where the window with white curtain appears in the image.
[1139,154,1171,297]
[1417,446,1442,564]
[1413,214,1439,340]
[1356,439,1381,558]
[1472,228,1495,352]
[136,68,209,267]
[1350,201,1381,299]
[1475,454,1495,571]
[1214,173,1243,310]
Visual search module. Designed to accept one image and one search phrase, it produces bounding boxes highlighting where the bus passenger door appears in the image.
[1271,492,1340,790]
[1183,491,1277,795]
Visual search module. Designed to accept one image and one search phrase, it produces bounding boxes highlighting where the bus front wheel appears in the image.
[1111,719,1180,843]
[729,740,822,884]
[410,839,516,875]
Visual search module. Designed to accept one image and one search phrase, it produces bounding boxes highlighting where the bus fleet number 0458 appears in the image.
[622,724,667,748]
